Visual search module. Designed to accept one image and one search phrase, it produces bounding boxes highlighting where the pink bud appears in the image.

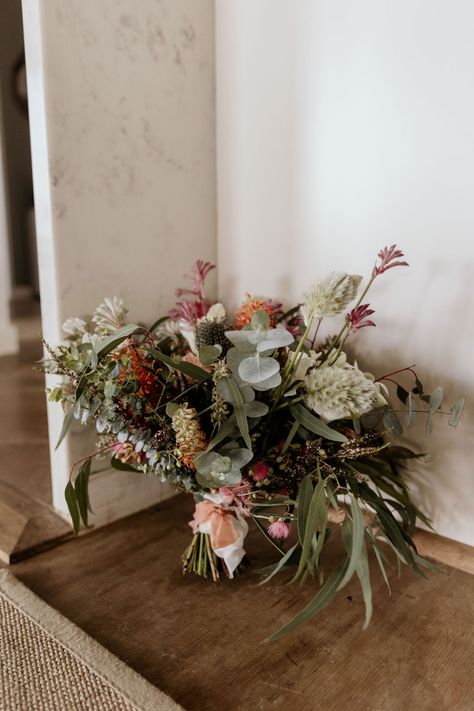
[267,519,291,540]
[251,461,270,482]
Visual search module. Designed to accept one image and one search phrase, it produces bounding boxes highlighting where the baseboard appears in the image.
[413,529,474,575]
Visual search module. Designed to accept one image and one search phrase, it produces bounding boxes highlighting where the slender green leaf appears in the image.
[149,316,169,333]
[97,324,140,358]
[296,475,313,547]
[265,561,349,642]
[55,409,74,450]
[337,496,365,590]
[148,347,209,382]
[255,546,301,576]
[360,485,416,567]
[371,542,391,593]
[282,421,299,454]
[65,481,80,535]
[356,539,372,629]
[225,377,252,448]
[413,552,445,574]
[290,404,348,443]
[206,415,236,452]
[257,544,299,586]
[110,456,140,473]
[383,446,424,460]
[293,479,327,581]
[74,459,91,527]
[252,515,285,555]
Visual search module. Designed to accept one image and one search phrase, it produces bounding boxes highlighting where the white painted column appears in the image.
[23,0,216,523]
[216,1,474,545]
[0,96,19,356]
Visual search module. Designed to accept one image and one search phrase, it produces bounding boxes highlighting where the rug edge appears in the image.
[0,569,184,711]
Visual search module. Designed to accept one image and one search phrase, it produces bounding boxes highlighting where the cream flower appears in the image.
[92,296,128,334]
[301,272,362,324]
[62,317,87,341]
[304,362,386,422]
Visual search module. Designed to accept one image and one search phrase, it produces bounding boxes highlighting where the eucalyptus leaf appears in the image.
[251,310,270,331]
[228,447,254,468]
[252,371,282,391]
[448,398,464,427]
[396,385,409,405]
[238,355,280,384]
[429,386,444,414]
[224,330,259,353]
[244,401,269,418]
[195,450,245,488]
[361,412,380,429]
[383,409,403,437]
[405,391,416,427]
[198,344,222,365]
[226,347,246,373]
[256,328,294,353]
[426,412,433,436]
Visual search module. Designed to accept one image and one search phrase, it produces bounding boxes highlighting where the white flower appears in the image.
[304,362,386,422]
[204,302,226,322]
[62,317,87,340]
[301,272,362,324]
[92,297,128,334]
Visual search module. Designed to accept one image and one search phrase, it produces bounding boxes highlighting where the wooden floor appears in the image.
[12,494,474,711]
[0,331,71,563]
[2,324,474,710]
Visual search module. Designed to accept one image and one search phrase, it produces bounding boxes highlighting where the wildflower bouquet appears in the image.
[43,247,464,641]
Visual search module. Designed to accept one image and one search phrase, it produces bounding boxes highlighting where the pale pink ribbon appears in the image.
[190,500,239,549]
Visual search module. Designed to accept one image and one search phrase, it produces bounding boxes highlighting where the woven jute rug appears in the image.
[0,569,183,711]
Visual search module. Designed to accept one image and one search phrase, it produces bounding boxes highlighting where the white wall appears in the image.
[217,1,474,545]
[23,0,216,522]
[0,91,19,356]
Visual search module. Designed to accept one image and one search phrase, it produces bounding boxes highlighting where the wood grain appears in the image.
[12,494,474,711]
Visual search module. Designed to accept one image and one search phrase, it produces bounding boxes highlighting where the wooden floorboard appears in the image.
[12,494,474,711]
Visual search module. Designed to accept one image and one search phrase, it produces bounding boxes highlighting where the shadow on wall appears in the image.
[350,258,474,545]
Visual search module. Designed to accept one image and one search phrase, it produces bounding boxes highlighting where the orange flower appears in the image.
[234,294,283,329]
